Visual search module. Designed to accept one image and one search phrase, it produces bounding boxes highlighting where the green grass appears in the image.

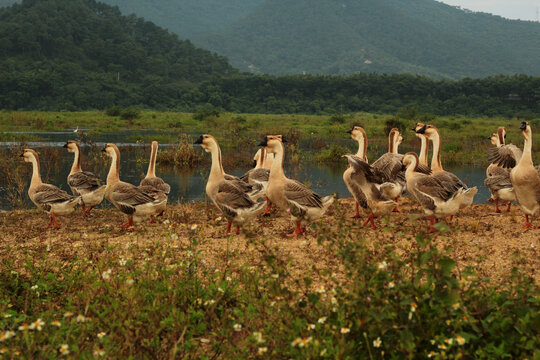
[1,110,538,166]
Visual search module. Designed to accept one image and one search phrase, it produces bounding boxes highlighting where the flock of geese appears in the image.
[19,121,540,234]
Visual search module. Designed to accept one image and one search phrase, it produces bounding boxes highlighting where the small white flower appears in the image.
[307,323,315,330]
[97,332,106,339]
[0,347,7,354]
[318,317,327,324]
[186,250,193,258]
[217,287,224,293]
[3,314,12,318]
[373,337,382,348]
[452,302,460,310]
[119,258,127,266]
[29,319,45,331]
[428,351,437,358]
[252,332,264,343]
[315,285,326,293]
[331,296,337,305]
[258,347,268,355]
[63,311,73,318]
[0,331,15,342]
[341,327,350,334]
[291,337,301,347]
[388,281,395,288]
[51,320,61,327]
[190,224,198,231]
[233,324,242,332]
[410,303,417,312]
[76,314,87,323]
[18,324,30,331]
[215,216,222,222]
[377,261,387,270]
[445,338,453,345]
[102,269,112,280]
[126,277,134,286]
[170,233,179,241]
[94,348,105,356]
[438,344,447,350]
[30,285,38,290]
[455,335,466,345]
[226,276,232,281]
[59,344,69,355]
[200,338,210,343]
[271,274,279,279]
[163,219,170,225]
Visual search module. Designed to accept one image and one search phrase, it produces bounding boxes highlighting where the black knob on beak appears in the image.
[416,124,427,134]
[520,122,527,130]
[346,129,352,134]
[19,152,24,157]
[193,135,203,145]
[63,143,68,148]
[252,160,257,168]
[258,136,268,147]
[101,147,107,152]
[282,136,287,143]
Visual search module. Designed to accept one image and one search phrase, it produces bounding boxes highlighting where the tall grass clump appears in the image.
[157,134,204,167]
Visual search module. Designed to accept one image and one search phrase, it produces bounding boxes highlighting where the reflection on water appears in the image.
[1,131,492,210]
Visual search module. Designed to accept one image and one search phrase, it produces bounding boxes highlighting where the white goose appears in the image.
[64,141,106,217]
[343,125,368,218]
[261,135,334,236]
[139,141,170,218]
[416,124,477,210]
[103,144,167,230]
[509,122,540,229]
[402,152,464,232]
[484,128,520,212]
[21,149,79,229]
[194,135,266,235]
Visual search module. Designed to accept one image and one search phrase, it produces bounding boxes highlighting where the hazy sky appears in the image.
[439,0,539,21]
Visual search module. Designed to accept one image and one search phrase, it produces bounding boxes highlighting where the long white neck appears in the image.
[30,156,42,187]
[520,131,533,166]
[264,151,274,170]
[355,137,367,161]
[390,136,400,155]
[269,143,285,180]
[429,131,443,172]
[146,144,157,178]
[255,148,265,169]
[70,146,82,175]
[417,135,428,166]
[107,150,120,184]
[209,142,225,183]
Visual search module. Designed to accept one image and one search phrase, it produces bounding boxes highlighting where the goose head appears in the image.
[20,149,39,163]
[193,134,219,153]
[347,125,367,143]
[402,152,419,171]
[497,127,506,145]
[258,135,286,154]
[389,128,403,152]
[415,124,438,139]
[412,122,426,138]
[520,121,531,141]
[102,143,120,158]
[252,148,261,168]
[63,140,80,153]
[488,133,501,147]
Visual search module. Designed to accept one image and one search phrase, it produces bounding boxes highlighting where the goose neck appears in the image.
[70,145,82,175]
[106,149,120,184]
[269,143,285,179]
[355,136,367,161]
[146,143,157,178]
[209,142,225,182]
[418,135,428,166]
[30,155,42,187]
[429,130,443,171]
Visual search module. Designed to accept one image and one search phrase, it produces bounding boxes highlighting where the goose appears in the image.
[412,123,429,166]
[240,147,273,215]
[194,135,267,235]
[20,149,79,229]
[509,122,540,229]
[342,154,397,229]
[484,128,519,212]
[64,141,106,217]
[416,124,477,210]
[260,135,334,236]
[103,144,167,230]
[139,141,170,217]
[402,152,464,233]
[343,125,368,218]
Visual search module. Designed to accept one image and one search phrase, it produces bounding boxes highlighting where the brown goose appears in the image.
[412,123,429,166]
[21,149,79,229]
[402,152,464,233]
[509,122,540,229]
[343,125,368,218]
[261,135,334,236]
[139,141,170,219]
[416,124,477,210]
[103,144,167,230]
[64,141,106,217]
[240,147,272,215]
[194,135,266,235]
[484,128,519,212]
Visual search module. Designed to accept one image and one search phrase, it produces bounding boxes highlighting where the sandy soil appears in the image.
[0,197,538,286]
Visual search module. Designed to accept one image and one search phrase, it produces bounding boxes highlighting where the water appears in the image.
[0,131,492,210]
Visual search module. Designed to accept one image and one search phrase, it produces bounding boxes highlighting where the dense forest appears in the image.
[198,0,540,78]
[0,0,538,116]
[0,0,236,110]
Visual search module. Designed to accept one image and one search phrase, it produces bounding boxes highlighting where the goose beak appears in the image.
[346,129,352,134]
[258,136,268,147]
[193,135,203,145]
[252,160,257,168]
[282,136,287,143]
[520,122,527,130]
[101,147,107,152]
[63,143,68,148]
[416,124,427,134]
[19,152,24,157]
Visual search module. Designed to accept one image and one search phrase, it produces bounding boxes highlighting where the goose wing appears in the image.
[111,183,157,214]
[487,144,522,169]
[284,179,323,208]
[68,171,102,192]
[371,153,404,182]
[432,171,467,192]
[215,181,256,218]
[33,184,74,205]
[140,176,171,195]
[484,175,512,192]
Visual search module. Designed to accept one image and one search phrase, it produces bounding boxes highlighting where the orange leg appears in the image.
[120,217,134,231]
[235,225,240,235]
[362,213,377,230]
[494,199,501,213]
[157,210,165,217]
[352,202,361,219]
[523,214,533,229]
[84,206,94,217]
[43,213,61,229]
[392,196,401,213]
[81,203,87,217]
[287,220,303,237]
[149,216,156,224]
[263,197,272,217]
[225,221,232,235]
[506,203,512,212]
[426,215,438,233]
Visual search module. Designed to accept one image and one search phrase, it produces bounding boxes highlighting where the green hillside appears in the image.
[0,0,236,110]
[196,0,540,78]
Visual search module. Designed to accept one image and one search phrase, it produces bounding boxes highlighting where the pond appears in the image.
[0,131,492,210]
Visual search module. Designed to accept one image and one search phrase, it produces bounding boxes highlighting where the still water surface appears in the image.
[0,131,491,210]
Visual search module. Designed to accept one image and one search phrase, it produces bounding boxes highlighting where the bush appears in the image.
[193,108,220,121]
[104,106,122,117]
[385,117,407,135]
[329,113,346,124]
[120,107,141,120]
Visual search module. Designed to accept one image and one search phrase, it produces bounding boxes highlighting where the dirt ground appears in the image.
[0,197,538,286]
